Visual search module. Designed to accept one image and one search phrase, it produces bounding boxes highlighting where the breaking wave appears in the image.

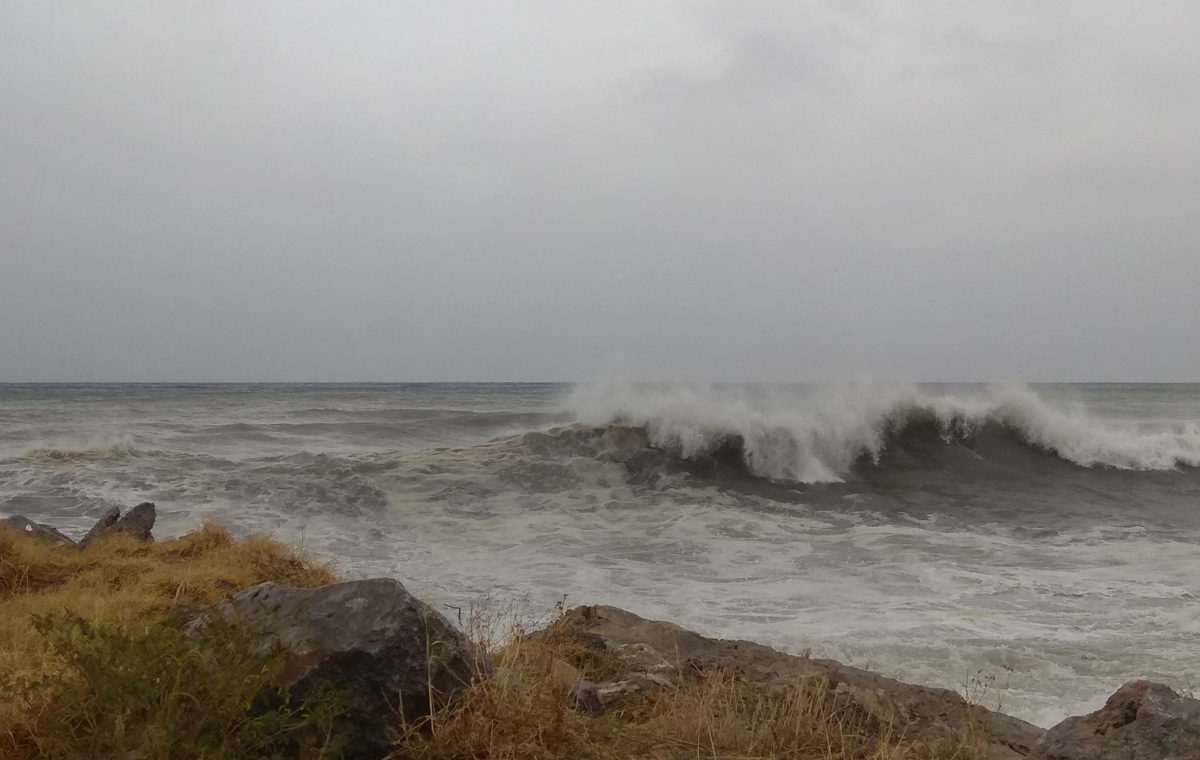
[567,384,1200,483]
[21,442,148,461]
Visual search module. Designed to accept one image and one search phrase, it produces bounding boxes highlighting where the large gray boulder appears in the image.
[79,502,156,547]
[0,515,77,546]
[1031,680,1200,760]
[205,578,490,760]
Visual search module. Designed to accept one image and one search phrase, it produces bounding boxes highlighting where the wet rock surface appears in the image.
[1030,680,1200,760]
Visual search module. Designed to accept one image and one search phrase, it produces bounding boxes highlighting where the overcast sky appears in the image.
[2,1,1198,382]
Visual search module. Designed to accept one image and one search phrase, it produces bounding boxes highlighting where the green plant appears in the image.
[16,611,347,760]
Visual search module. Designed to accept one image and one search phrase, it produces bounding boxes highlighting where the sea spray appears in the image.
[568,382,1200,481]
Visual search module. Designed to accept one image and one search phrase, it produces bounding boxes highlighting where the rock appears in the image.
[568,680,605,714]
[79,502,155,548]
[546,605,1044,758]
[1031,680,1200,760]
[492,666,527,692]
[612,641,676,674]
[568,672,673,715]
[79,506,120,546]
[596,672,672,706]
[546,656,584,691]
[112,501,156,542]
[0,515,77,546]
[199,578,490,760]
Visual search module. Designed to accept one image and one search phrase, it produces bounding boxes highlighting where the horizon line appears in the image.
[1,379,1197,386]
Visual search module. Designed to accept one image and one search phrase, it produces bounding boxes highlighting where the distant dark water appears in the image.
[2,381,1198,727]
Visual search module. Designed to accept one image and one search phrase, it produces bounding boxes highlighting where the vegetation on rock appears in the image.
[391,604,992,760]
[0,522,338,758]
[1,523,994,759]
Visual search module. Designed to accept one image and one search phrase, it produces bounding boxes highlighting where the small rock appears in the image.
[569,679,604,714]
[197,578,490,760]
[569,672,673,715]
[596,672,671,705]
[546,656,583,691]
[79,502,155,548]
[1031,680,1200,760]
[0,515,77,546]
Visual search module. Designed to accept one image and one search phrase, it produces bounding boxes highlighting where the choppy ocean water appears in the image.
[2,381,1198,727]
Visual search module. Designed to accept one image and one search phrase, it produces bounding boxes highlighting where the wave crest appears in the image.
[20,442,146,462]
[568,383,1200,483]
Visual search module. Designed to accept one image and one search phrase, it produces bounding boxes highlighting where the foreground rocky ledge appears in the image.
[551,604,1042,758]
[3,510,1199,759]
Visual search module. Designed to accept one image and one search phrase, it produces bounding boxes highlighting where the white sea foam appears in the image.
[568,382,1200,481]
[4,382,1200,728]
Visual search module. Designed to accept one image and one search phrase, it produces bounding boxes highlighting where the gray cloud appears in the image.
[2,1,1198,381]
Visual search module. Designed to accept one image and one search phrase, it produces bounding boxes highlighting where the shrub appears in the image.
[18,612,346,759]
[0,523,339,759]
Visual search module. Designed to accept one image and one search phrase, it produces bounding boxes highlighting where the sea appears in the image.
[1,381,1198,727]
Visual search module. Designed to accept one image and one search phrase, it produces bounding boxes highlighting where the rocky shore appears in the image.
[3,505,1198,760]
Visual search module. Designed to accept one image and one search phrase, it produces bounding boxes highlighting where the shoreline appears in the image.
[4,505,1198,759]
[4,381,1197,734]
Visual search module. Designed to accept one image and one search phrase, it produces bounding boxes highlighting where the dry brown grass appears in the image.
[0,526,991,760]
[392,613,990,760]
[0,522,337,756]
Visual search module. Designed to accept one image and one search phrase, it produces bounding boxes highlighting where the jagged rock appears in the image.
[0,515,77,546]
[545,605,1044,758]
[199,578,490,760]
[79,502,155,547]
[79,506,120,545]
[1031,680,1200,760]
